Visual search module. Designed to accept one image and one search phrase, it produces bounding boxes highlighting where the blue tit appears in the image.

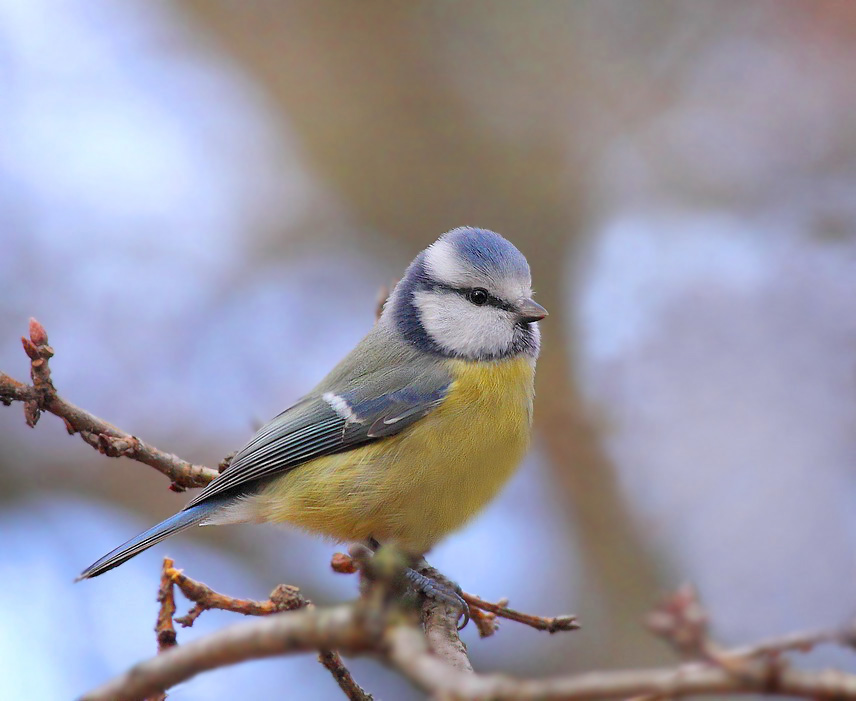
[78,227,547,580]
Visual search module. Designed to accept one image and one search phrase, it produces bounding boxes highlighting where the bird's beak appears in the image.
[516,298,548,323]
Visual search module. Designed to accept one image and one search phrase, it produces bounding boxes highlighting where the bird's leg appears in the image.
[363,539,469,629]
[404,564,470,630]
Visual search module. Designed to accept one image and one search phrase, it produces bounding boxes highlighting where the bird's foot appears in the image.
[363,540,469,629]
[405,566,470,630]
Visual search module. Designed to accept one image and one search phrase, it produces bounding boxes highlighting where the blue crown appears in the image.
[441,227,530,279]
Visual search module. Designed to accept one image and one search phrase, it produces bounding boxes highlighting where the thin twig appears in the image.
[461,591,579,634]
[732,626,856,659]
[469,605,500,638]
[318,650,375,701]
[81,605,372,701]
[146,559,179,701]
[155,559,179,651]
[0,319,218,490]
[331,550,578,638]
[164,561,372,700]
[646,584,856,688]
[167,565,305,624]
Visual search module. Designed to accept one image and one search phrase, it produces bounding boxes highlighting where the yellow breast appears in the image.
[254,356,536,553]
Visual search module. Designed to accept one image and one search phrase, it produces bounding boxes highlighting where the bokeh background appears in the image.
[3,1,856,698]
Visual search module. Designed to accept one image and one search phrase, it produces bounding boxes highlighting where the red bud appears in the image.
[29,318,48,346]
[21,337,39,360]
[330,552,357,574]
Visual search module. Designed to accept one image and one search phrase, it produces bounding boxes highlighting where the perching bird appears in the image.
[78,227,546,609]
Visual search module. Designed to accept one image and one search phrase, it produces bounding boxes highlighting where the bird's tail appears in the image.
[76,498,228,580]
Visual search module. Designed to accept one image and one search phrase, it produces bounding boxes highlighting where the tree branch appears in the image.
[81,605,372,701]
[85,584,856,701]
[421,597,474,673]
[167,564,307,626]
[317,650,374,701]
[461,591,579,635]
[145,563,179,701]
[0,319,218,490]
[161,559,372,701]
[331,551,579,639]
[154,561,179,652]
[386,619,856,700]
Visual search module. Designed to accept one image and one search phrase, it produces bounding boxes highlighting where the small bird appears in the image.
[78,227,546,609]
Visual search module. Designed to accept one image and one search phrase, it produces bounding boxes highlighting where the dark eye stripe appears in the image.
[432,283,513,311]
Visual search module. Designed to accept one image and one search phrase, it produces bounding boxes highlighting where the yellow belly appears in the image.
[252,356,535,553]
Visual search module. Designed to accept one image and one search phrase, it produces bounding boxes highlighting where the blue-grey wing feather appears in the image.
[185,334,451,508]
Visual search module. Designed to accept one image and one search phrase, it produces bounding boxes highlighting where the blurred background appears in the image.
[2,1,856,698]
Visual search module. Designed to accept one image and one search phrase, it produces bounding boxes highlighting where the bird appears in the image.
[77,227,547,614]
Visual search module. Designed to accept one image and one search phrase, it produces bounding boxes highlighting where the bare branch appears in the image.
[163,560,372,700]
[331,550,578,639]
[385,622,856,700]
[461,591,579,635]
[81,567,856,701]
[733,626,856,659]
[167,565,306,625]
[318,650,375,701]
[421,597,474,673]
[0,319,218,489]
[155,560,179,652]
[81,605,373,701]
[145,560,179,701]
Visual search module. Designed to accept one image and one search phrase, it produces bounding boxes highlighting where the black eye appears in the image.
[467,288,489,306]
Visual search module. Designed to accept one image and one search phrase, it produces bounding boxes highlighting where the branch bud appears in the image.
[24,400,41,427]
[29,317,48,346]
[21,336,39,360]
[331,552,358,574]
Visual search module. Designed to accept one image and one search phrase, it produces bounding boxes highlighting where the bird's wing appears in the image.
[184,363,452,508]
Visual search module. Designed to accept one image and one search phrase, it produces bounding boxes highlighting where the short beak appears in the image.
[516,298,548,323]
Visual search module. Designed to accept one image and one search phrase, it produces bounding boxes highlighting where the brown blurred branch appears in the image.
[0,318,218,490]
[388,618,856,700]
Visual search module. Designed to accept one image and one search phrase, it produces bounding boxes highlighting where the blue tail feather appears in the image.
[76,498,228,580]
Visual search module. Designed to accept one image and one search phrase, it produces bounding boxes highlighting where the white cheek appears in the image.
[413,290,515,358]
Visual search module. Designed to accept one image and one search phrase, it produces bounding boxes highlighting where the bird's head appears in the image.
[385,227,547,361]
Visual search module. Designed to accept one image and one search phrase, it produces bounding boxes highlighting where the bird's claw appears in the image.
[405,567,470,630]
